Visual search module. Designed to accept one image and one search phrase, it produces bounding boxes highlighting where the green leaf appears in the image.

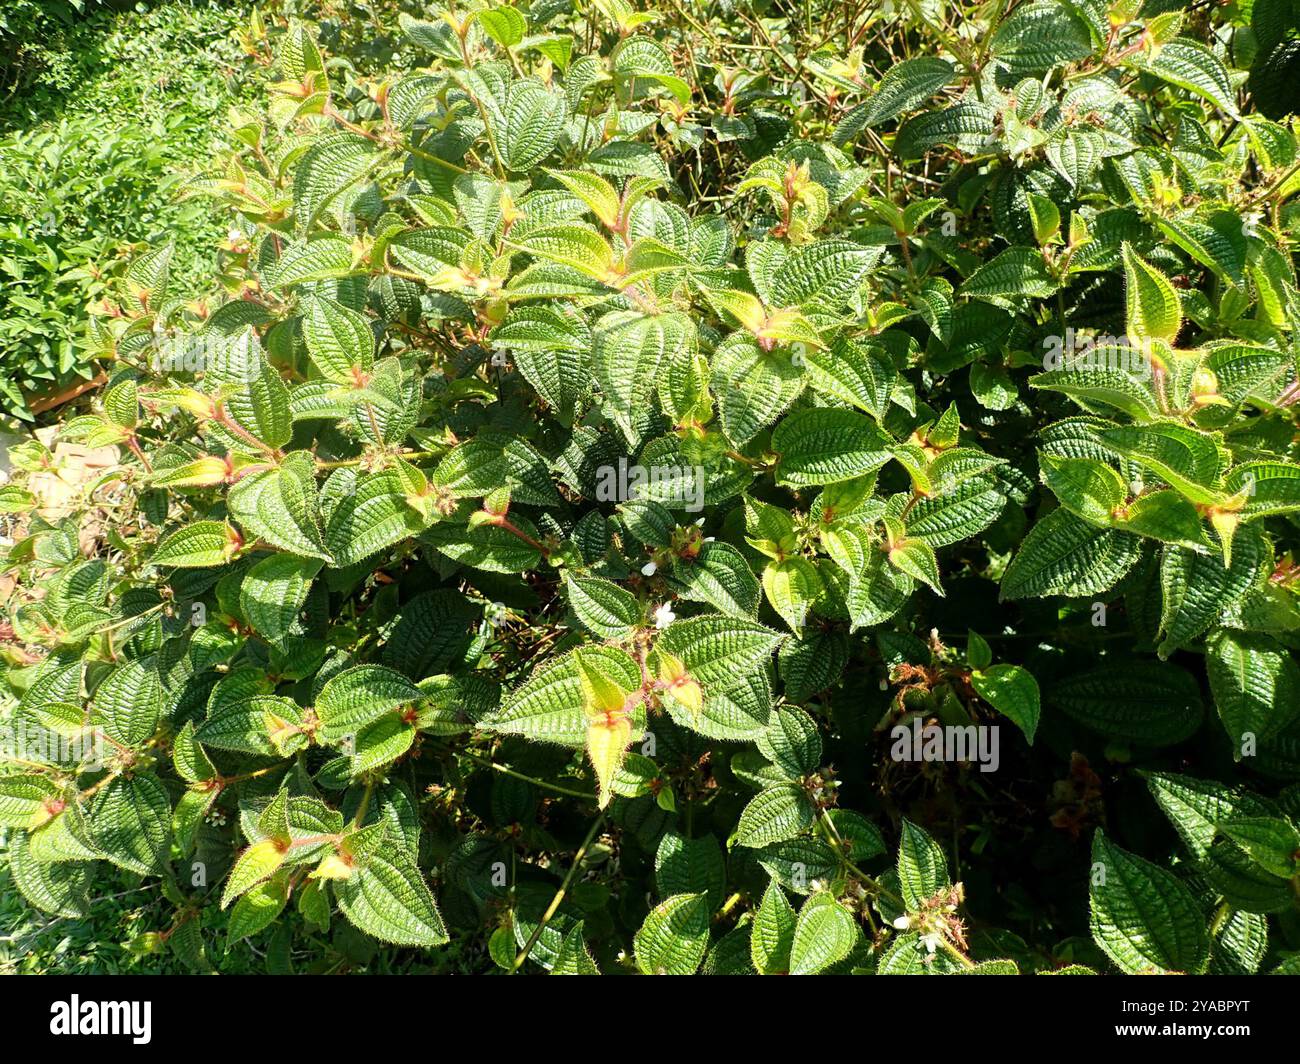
[634,892,710,974]
[302,296,376,383]
[654,615,782,688]
[8,835,91,917]
[1157,526,1267,655]
[788,892,860,974]
[551,921,601,974]
[989,0,1093,74]
[336,850,449,946]
[239,554,320,644]
[961,247,1056,300]
[762,556,822,629]
[88,774,172,876]
[1089,830,1210,974]
[1219,817,1300,879]
[92,658,162,748]
[152,521,241,569]
[1051,662,1203,745]
[655,832,726,909]
[712,334,805,447]
[564,572,641,640]
[897,818,949,910]
[750,879,797,974]
[733,784,815,848]
[1145,771,1274,860]
[971,664,1041,743]
[316,665,423,742]
[1206,629,1300,754]
[1139,38,1239,116]
[756,706,823,779]
[1000,509,1142,601]
[1039,454,1126,525]
[592,311,695,439]
[228,453,331,562]
[773,407,893,487]
[835,58,954,137]
[324,470,430,566]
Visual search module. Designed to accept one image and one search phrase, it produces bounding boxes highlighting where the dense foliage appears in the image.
[2,0,1300,975]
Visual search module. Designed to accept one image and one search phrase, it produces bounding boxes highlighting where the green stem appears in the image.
[510,812,606,974]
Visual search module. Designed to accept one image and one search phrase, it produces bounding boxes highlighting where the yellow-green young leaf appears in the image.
[634,892,710,974]
[788,893,860,974]
[887,537,944,596]
[486,645,642,746]
[897,818,949,909]
[1122,243,1182,345]
[227,871,290,942]
[151,520,242,568]
[750,878,797,974]
[578,653,633,809]
[221,839,287,908]
[1039,454,1126,525]
[1089,830,1210,974]
[474,5,527,47]
[762,557,822,630]
[0,775,62,829]
[544,169,621,228]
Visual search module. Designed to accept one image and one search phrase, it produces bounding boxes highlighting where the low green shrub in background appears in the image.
[0,0,1299,977]
[0,2,263,420]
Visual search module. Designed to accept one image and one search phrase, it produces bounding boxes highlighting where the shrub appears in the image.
[1,0,1299,975]
[0,2,263,420]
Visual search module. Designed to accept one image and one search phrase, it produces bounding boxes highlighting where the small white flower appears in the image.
[920,931,942,954]
[227,227,243,243]
[694,518,705,527]
[653,602,676,629]
[641,561,657,576]
[892,915,912,930]
[703,536,715,543]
